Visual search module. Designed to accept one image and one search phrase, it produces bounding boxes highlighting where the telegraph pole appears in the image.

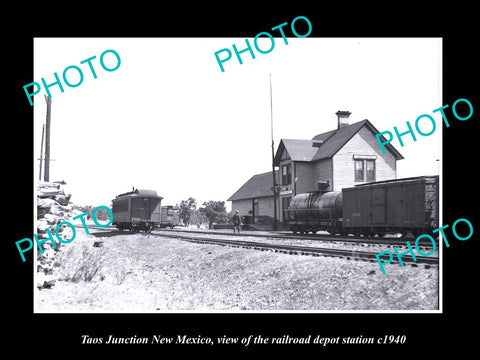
[39,124,45,180]
[44,95,52,182]
[270,74,278,231]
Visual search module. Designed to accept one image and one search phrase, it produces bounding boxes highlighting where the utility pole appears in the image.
[270,74,278,231]
[38,124,45,180]
[44,95,51,182]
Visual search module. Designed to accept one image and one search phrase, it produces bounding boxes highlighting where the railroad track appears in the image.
[89,228,438,267]
[149,231,438,266]
[91,229,437,267]
[86,225,438,248]
[157,227,438,248]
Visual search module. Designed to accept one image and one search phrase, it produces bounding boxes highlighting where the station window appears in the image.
[282,196,291,220]
[282,163,292,185]
[366,160,375,181]
[355,159,375,182]
[282,196,291,210]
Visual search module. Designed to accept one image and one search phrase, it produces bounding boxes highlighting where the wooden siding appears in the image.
[295,162,315,194]
[294,159,334,194]
[332,126,396,191]
[231,199,252,217]
[232,196,278,218]
[258,196,278,218]
[311,158,334,192]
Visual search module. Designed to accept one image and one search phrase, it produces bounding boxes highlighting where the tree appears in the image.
[189,210,209,228]
[199,201,228,229]
[178,197,197,227]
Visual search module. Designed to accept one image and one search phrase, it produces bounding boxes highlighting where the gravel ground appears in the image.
[35,233,439,312]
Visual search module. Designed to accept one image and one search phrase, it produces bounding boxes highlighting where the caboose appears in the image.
[111,188,163,232]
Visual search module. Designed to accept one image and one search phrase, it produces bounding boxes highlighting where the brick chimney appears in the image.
[336,110,351,129]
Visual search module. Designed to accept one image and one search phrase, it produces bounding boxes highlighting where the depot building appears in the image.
[228,111,403,229]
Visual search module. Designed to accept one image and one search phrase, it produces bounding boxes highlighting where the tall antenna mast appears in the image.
[270,74,278,231]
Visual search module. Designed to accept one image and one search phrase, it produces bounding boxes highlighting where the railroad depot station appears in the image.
[228,111,404,230]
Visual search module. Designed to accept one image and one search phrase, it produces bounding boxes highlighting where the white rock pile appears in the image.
[36,180,73,289]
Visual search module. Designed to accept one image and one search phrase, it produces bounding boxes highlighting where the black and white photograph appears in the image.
[32,37,442,313]
[7,6,478,356]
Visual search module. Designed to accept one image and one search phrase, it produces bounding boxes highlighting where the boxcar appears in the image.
[342,175,439,237]
[159,205,181,228]
[112,188,163,232]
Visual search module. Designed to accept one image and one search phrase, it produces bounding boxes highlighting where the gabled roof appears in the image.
[274,119,403,165]
[278,139,319,162]
[228,171,279,201]
[311,119,371,161]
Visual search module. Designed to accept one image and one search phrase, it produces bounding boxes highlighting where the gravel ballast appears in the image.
[35,233,439,312]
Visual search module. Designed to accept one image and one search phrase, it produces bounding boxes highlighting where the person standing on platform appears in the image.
[233,210,242,234]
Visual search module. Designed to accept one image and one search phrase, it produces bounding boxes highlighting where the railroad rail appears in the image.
[89,228,438,267]
[83,224,438,248]
[155,227,439,249]
[149,231,438,267]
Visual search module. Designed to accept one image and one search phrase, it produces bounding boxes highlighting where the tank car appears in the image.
[111,188,163,232]
[284,191,343,234]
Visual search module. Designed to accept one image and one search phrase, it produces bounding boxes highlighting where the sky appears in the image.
[33,37,442,210]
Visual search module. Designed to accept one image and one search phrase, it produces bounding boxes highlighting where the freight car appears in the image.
[342,176,439,237]
[111,188,163,232]
[159,205,181,228]
[284,175,439,237]
[284,191,343,235]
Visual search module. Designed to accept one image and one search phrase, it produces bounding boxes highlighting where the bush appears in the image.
[55,235,106,283]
